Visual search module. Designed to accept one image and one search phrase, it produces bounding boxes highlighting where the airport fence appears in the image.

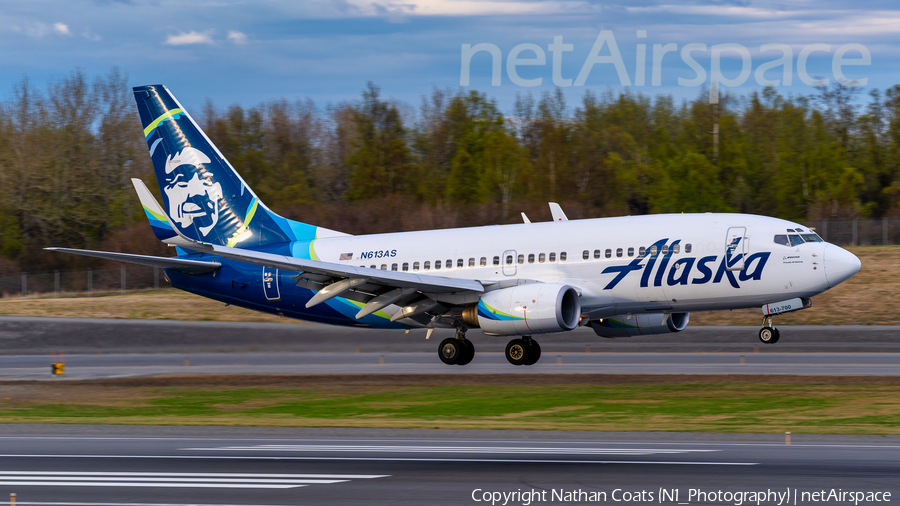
[805,218,900,246]
[0,265,170,299]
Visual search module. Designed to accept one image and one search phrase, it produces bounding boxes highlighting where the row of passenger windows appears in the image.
[361,243,697,272]
[363,252,569,272]
[582,243,693,260]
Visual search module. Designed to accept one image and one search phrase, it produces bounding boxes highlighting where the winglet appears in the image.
[549,202,568,221]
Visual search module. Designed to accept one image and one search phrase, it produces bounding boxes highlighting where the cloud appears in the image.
[53,23,71,36]
[227,30,248,45]
[165,30,214,46]
[82,29,101,41]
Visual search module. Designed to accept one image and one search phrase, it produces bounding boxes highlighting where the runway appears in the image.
[1,426,898,505]
[3,351,900,380]
[2,316,900,354]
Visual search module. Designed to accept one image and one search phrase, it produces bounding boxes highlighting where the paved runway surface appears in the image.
[1,426,898,505]
[2,316,899,354]
[3,351,900,380]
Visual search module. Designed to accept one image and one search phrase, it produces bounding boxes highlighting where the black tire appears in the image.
[439,337,462,365]
[523,339,541,366]
[759,327,779,344]
[456,340,475,366]
[505,339,527,366]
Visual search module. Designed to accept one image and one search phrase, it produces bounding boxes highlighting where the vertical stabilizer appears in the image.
[132,84,347,249]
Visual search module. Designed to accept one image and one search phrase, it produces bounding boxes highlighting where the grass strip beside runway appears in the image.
[1,374,899,434]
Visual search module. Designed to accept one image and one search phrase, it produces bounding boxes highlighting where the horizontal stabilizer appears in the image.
[44,248,221,274]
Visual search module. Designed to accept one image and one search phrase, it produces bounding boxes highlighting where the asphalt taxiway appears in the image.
[1,426,898,506]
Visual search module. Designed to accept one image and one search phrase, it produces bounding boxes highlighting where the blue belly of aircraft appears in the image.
[165,256,411,329]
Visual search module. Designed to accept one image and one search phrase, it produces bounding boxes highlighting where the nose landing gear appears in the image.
[758,316,780,344]
[505,336,542,366]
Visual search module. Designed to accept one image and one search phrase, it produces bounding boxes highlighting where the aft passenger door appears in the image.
[502,250,517,276]
[262,266,281,301]
[725,227,748,271]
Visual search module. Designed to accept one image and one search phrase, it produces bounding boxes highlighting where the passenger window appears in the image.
[506,255,513,265]
[673,244,680,254]
[402,262,408,271]
[435,260,442,269]
[370,265,376,269]
[528,253,535,263]
[413,262,419,271]
[549,252,556,262]
[517,254,524,264]
[446,259,452,269]
[583,250,590,260]
[560,252,567,261]
[468,258,475,267]
[685,244,692,254]
[639,246,646,256]
[789,235,804,246]
[594,249,601,259]
[539,253,546,263]
[456,259,462,268]
[605,249,612,258]
[616,248,623,258]
[662,245,668,255]
[493,256,500,266]
[480,257,487,266]
[774,235,789,246]
[628,247,634,257]
[424,261,430,270]
[391,263,398,271]
[381,264,387,270]
[650,246,658,256]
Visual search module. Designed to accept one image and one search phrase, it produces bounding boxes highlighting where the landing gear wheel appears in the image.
[456,339,475,366]
[505,339,527,366]
[523,339,541,365]
[759,327,780,344]
[438,337,462,365]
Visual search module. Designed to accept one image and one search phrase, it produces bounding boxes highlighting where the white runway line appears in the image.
[183,444,718,455]
[0,471,387,489]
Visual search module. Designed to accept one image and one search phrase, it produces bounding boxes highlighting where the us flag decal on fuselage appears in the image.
[339,252,353,261]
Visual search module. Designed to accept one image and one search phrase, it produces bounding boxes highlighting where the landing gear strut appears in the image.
[438,328,475,365]
[505,336,542,366]
[758,316,780,344]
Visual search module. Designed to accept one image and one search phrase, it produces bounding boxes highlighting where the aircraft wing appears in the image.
[133,180,484,321]
[44,248,221,274]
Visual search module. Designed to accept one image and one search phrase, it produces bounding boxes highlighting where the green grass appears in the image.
[4,377,900,434]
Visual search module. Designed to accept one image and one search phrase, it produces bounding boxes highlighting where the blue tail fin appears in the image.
[133,84,346,248]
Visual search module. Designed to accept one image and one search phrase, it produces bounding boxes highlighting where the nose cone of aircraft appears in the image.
[824,244,861,288]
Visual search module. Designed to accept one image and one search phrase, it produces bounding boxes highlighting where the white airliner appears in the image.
[48,84,862,367]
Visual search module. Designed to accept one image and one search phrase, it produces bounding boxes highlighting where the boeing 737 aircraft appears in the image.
[48,85,862,366]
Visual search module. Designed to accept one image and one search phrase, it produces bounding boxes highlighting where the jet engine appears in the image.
[590,312,690,338]
[462,283,581,336]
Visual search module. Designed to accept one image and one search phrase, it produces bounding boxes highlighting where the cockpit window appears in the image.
[789,234,804,246]
[774,235,789,246]
[801,233,823,243]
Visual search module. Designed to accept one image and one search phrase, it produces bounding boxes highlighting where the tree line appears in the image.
[1,69,899,274]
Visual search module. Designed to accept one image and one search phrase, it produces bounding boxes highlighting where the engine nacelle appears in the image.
[464,283,581,336]
[590,312,690,338]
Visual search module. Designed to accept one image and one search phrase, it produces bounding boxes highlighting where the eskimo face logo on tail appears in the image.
[163,147,222,236]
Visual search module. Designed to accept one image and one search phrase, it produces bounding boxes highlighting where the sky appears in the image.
[0,0,898,114]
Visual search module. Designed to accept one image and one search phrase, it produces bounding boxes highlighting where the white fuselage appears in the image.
[304,212,856,319]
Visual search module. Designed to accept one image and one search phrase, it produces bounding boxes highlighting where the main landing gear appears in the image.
[438,328,474,366]
[758,316,780,344]
[505,336,542,366]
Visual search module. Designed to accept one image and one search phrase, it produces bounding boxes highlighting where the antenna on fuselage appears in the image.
[521,212,531,224]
